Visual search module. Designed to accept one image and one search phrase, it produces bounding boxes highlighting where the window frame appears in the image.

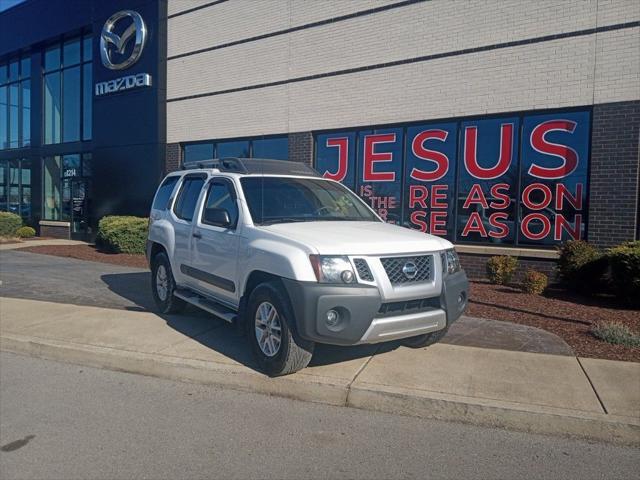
[0,51,31,150]
[151,175,181,212]
[200,177,239,230]
[172,174,207,223]
[181,134,289,164]
[42,33,92,146]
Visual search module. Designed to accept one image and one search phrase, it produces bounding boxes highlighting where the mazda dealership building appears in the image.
[1,0,639,277]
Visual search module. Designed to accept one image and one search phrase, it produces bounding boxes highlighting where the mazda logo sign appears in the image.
[100,10,147,70]
[402,261,418,279]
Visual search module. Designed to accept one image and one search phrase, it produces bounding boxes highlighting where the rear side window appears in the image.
[152,176,179,211]
[173,176,205,221]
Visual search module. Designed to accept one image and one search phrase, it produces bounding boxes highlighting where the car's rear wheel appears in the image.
[246,282,314,376]
[151,252,186,314]
[402,327,449,348]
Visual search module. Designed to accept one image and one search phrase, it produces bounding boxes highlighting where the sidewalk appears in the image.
[0,239,86,251]
[1,296,638,445]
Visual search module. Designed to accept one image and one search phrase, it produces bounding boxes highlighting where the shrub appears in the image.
[521,269,548,294]
[96,216,148,254]
[556,240,607,293]
[16,226,36,238]
[590,321,640,348]
[607,241,640,305]
[0,212,22,237]
[486,255,518,285]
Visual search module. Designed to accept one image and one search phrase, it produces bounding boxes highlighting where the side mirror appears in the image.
[203,207,231,228]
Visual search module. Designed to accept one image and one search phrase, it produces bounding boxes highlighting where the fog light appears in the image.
[458,292,466,305]
[326,309,339,327]
[341,270,355,283]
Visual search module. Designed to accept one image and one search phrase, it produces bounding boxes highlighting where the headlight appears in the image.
[441,249,461,275]
[309,255,357,284]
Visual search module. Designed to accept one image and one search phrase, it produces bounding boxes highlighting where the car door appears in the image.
[190,177,242,306]
[170,174,207,287]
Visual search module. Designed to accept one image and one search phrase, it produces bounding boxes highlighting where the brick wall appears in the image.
[587,100,640,247]
[166,142,181,174]
[39,224,70,239]
[459,253,557,283]
[288,132,313,165]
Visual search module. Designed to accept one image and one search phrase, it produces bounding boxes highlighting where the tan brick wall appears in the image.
[166,0,640,143]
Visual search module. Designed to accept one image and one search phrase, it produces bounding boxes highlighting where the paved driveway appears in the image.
[0,249,573,355]
[0,250,153,311]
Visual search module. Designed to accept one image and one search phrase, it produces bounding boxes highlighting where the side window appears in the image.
[173,176,205,222]
[152,176,179,211]
[202,180,239,228]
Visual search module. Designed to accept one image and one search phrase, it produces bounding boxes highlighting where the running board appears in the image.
[174,289,237,323]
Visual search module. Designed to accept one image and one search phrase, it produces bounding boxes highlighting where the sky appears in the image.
[0,0,26,13]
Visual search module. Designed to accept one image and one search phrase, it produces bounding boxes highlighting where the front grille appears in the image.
[380,255,433,285]
[353,258,374,281]
[376,296,440,318]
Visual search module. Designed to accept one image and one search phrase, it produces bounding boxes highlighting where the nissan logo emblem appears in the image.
[100,10,147,70]
[402,261,418,279]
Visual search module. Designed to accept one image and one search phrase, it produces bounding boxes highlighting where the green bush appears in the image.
[521,269,548,294]
[0,212,22,237]
[96,216,148,254]
[16,226,36,238]
[556,240,607,293]
[607,241,640,305]
[590,321,640,348]
[486,255,518,285]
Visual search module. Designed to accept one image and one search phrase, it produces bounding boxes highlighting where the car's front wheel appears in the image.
[151,252,186,314]
[402,327,449,348]
[246,282,314,376]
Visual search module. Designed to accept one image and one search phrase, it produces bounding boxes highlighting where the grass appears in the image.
[590,321,640,348]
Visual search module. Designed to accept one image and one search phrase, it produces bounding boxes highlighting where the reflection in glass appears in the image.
[63,38,81,66]
[21,80,30,146]
[252,137,288,160]
[183,143,214,162]
[8,83,18,148]
[217,140,249,158]
[44,156,61,220]
[0,86,6,149]
[82,63,92,140]
[8,60,18,82]
[63,67,81,142]
[44,45,61,72]
[83,35,92,62]
[20,57,30,78]
[44,72,61,144]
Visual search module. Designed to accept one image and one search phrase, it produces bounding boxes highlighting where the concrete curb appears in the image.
[2,333,638,446]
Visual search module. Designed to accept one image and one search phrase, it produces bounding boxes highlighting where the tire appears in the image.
[151,252,186,314]
[246,282,314,376]
[402,327,449,349]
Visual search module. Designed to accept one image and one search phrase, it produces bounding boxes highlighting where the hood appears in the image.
[261,221,452,255]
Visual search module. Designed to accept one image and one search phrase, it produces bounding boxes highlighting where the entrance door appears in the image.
[63,178,91,240]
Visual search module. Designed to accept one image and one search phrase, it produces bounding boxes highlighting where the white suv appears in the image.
[147,158,468,376]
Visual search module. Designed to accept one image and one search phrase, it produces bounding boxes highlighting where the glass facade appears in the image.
[182,136,289,163]
[43,34,92,145]
[0,53,30,150]
[0,158,31,219]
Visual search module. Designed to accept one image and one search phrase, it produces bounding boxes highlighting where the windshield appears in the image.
[240,177,380,225]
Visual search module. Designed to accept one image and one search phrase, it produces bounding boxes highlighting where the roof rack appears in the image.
[182,157,320,177]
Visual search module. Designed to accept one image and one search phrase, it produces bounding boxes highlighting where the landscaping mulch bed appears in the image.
[20,244,148,269]
[468,282,640,363]
[16,243,640,362]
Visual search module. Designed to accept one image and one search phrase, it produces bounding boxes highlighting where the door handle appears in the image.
[192,231,202,239]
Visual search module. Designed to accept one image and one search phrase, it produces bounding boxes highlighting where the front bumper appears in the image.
[282,270,468,346]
